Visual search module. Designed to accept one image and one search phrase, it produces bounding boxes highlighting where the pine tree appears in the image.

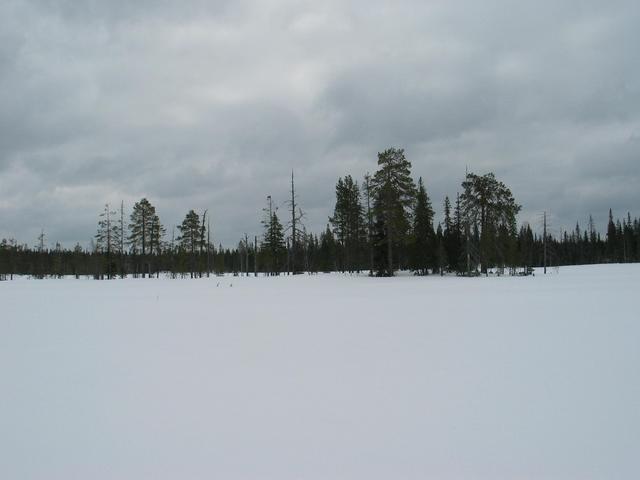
[318,224,337,272]
[363,173,374,275]
[616,219,624,262]
[261,209,286,275]
[178,209,202,278]
[460,172,521,274]
[453,193,464,273]
[370,147,416,276]
[411,177,435,275]
[330,177,347,270]
[435,223,447,275]
[606,208,616,262]
[72,242,83,279]
[623,212,633,262]
[128,198,158,278]
[442,195,459,273]
[52,242,64,279]
[518,223,534,273]
[330,175,365,273]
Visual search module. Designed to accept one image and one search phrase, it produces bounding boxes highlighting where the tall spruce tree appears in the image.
[435,223,447,275]
[411,177,435,275]
[261,198,286,275]
[262,212,286,275]
[606,208,617,261]
[330,175,365,273]
[318,224,337,272]
[442,196,459,273]
[443,196,452,234]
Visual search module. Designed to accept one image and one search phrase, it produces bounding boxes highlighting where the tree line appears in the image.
[1,147,639,280]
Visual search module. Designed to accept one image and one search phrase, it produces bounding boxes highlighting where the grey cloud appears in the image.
[0,0,639,248]
[24,0,242,25]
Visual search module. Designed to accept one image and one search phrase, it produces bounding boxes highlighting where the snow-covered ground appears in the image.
[1,264,639,480]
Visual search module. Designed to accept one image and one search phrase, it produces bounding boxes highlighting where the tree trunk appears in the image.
[386,217,393,276]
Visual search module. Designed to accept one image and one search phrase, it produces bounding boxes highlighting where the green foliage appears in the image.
[318,224,337,272]
[127,198,164,277]
[371,147,416,276]
[330,175,366,272]
[411,177,435,275]
[460,172,521,273]
[261,209,286,275]
[177,209,204,278]
[128,198,157,255]
[178,210,202,254]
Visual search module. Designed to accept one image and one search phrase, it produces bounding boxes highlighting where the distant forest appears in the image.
[1,148,639,280]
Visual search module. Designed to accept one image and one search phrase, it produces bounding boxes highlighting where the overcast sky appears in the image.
[1,0,638,248]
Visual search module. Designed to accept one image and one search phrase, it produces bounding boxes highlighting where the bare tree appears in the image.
[286,171,305,274]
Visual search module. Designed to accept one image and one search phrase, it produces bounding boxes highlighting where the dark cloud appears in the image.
[0,0,638,248]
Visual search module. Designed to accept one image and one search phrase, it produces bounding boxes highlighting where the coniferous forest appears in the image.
[1,147,638,280]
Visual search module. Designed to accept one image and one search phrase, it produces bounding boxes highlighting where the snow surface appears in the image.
[1,264,639,480]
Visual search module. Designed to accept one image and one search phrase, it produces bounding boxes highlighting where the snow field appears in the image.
[1,264,639,479]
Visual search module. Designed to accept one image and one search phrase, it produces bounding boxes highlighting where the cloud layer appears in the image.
[1,0,638,247]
